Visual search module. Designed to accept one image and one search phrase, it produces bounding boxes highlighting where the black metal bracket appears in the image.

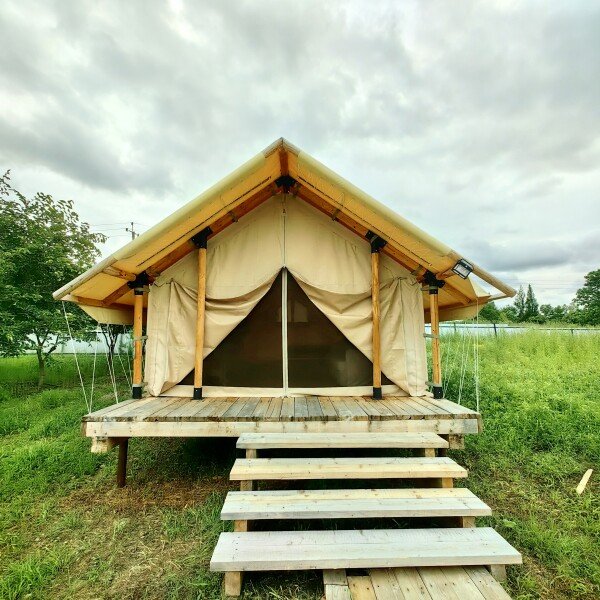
[432,385,443,400]
[127,271,150,290]
[366,230,387,254]
[423,270,446,292]
[275,174,297,193]
[191,226,212,249]
[193,387,202,400]
[373,386,383,400]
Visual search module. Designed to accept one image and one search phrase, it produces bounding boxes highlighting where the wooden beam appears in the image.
[132,288,145,398]
[71,295,134,312]
[146,186,273,279]
[295,187,471,304]
[193,231,208,400]
[429,286,442,399]
[102,282,133,307]
[102,266,136,281]
[371,249,382,400]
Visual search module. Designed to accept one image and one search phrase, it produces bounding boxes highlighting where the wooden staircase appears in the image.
[210,432,521,598]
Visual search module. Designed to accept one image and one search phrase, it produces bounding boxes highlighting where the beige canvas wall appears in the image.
[144,195,428,397]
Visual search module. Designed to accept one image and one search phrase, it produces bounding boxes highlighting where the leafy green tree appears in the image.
[513,286,526,321]
[0,171,106,387]
[478,301,501,322]
[573,269,600,325]
[524,284,540,321]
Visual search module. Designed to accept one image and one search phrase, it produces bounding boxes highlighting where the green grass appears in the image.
[0,334,598,599]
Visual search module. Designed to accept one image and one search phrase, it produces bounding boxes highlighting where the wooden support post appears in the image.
[116,438,129,488]
[369,233,386,399]
[488,564,507,582]
[461,516,476,528]
[245,449,257,459]
[234,520,249,532]
[132,287,145,399]
[418,448,436,458]
[426,272,443,399]
[224,572,243,597]
[191,227,211,400]
[240,480,254,492]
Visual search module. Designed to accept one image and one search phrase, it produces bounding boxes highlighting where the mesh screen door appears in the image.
[197,272,284,387]
[287,273,378,387]
[184,269,388,390]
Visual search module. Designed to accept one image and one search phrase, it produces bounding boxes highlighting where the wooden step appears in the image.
[221,488,491,520]
[210,527,522,572]
[229,457,467,481]
[236,432,449,450]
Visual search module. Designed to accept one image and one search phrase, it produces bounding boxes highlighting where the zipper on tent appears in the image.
[281,196,289,395]
[282,268,289,394]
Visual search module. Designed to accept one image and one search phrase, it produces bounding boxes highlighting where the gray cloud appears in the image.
[0,0,599,303]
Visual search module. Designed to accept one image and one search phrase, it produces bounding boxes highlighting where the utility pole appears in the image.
[125,222,138,240]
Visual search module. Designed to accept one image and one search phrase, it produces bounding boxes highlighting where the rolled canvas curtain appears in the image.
[144,195,428,396]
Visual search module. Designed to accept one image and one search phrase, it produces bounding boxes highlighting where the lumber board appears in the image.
[220,488,491,520]
[236,432,449,449]
[229,457,468,481]
[209,527,522,572]
[84,417,480,438]
[347,576,377,599]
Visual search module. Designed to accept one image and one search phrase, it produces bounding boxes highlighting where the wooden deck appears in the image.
[82,396,481,442]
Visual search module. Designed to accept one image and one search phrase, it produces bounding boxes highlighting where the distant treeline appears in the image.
[480,270,600,325]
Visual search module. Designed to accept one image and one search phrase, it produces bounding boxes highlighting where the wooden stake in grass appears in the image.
[576,469,593,495]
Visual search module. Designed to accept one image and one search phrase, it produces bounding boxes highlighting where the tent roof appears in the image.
[54,138,515,323]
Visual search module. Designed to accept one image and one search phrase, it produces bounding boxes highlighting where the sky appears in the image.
[1,0,598,306]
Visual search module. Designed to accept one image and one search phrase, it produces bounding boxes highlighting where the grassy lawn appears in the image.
[0,333,598,599]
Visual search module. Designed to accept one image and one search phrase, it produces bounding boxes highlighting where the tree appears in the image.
[478,301,501,322]
[524,284,540,321]
[573,269,600,325]
[0,171,106,387]
[513,286,526,321]
[99,323,128,372]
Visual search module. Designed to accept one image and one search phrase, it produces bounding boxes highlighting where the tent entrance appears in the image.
[183,269,389,392]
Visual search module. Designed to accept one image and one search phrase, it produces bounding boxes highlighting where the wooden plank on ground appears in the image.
[236,432,449,450]
[229,457,468,481]
[347,576,377,600]
[210,528,522,572]
[388,567,432,599]
[464,566,512,599]
[220,488,491,520]
[326,585,352,600]
[324,570,348,585]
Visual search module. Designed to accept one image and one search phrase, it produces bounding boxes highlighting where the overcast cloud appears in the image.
[1,0,599,305]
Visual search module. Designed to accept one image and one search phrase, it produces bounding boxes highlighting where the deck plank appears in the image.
[265,398,283,421]
[307,396,325,419]
[319,397,339,420]
[294,396,309,419]
[280,397,295,420]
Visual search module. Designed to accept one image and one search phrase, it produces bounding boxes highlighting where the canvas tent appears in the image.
[54,138,514,400]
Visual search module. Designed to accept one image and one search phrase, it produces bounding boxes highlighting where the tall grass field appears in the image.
[0,332,598,599]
